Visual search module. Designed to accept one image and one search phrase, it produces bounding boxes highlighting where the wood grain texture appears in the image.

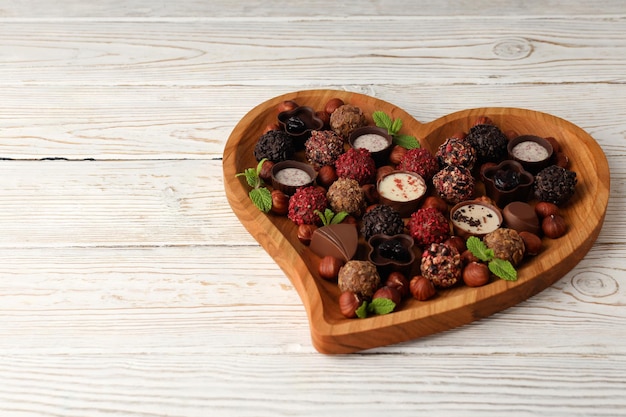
[223,89,610,353]
[0,0,625,415]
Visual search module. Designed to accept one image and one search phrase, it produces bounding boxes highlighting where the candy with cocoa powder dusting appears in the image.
[326,177,366,217]
[338,260,381,299]
[483,228,525,267]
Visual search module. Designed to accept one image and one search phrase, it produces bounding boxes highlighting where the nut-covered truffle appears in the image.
[407,207,451,247]
[338,260,381,299]
[329,104,367,139]
[465,123,509,164]
[361,204,405,241]
[304,130,345,168]
[253,129,295,163]
[397,148,439,181]
[420,242,462,288]
[436,137,477,170]
[287,186,328,226]
[483,228,525,266]
[334,147,377,185]
[326,177,366,217]
[432,165,476,204]
[533,165,577,206]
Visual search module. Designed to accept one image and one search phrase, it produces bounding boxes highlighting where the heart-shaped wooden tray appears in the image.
[223,89,610,354]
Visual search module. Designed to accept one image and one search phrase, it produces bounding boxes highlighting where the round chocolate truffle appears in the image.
[329,104,367,139]
[253,129,295,163]
[361,204,405,241]
[305,130,345,169]
[432,165,476,204]
[483,228,525,266]
[397,148,439,181]
[533,165,577,206]
[436,137,477,170]
[287,186,328,226]
[407,207,451,247]
[338,260,381,299]
[326,177,367,217]
[420,242,462,288]
[466,123,509,164]
[334,147,377,185]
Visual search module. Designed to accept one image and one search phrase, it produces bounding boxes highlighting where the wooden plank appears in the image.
[0,18,623,86]
[0,84,624,159]
[2,0,625,18]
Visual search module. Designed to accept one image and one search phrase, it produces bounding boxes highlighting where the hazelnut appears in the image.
[339,291,363,318]
[258,159,274,182]
[534,201,559,219]
[461,249,479,265]
[473,116,494,126]
[341,215,358,227]
[324,98,345,115]
[373,286,402,309]
[317,165,338,188]
[263,123,280,134]
[421,195,448,214]
[319,256,344,280]
[315,110,330,127]
[409,275,436,301]
[270,189,289,215]
[555,152,570,168]
[542,214,567,239]
[361,184,380,204]
[519,231,542,256]
[376,165,395,183]
[385,272,410,299]
[277,100,298,113]
[444,236,466,254]
[462,262,490,287]
[450,131,467,140]
[504,129,519,140]
[545,136,560,153]
[389,145,407,165]
[297,224,317,245]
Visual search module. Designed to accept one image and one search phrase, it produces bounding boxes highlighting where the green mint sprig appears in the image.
[466,236,518,281]
[235,158,272,213]
[314,208,349,226]
[355,298,396,318]
[372,110,420,149]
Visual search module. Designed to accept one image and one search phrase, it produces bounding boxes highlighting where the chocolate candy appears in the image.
[502,201,540,235]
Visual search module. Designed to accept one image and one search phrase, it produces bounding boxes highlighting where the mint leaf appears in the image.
[356,301,369,318]
[390,117,403,135]
[373,111,393,131]
[236,168,260,188]
[330,211,349,225]
[256,158,267,176]
[368,298,396,315]
[393,134,420,150]
[249,187,272,213]
[466,236,494,262]
[489,258,518,281]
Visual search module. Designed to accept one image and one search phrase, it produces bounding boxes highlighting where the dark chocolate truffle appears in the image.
[533,165,577,206]
[466,123,509,164]
[361,204,405,241]
[254,129,295,163]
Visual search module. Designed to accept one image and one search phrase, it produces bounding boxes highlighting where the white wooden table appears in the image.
[0,1,624,416]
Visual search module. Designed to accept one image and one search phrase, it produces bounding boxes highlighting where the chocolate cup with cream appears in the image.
[377,170,427,218]
[349,126,393,167]
[450,199,503,239]
[271,160,317,195]
[507,135,554,174]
